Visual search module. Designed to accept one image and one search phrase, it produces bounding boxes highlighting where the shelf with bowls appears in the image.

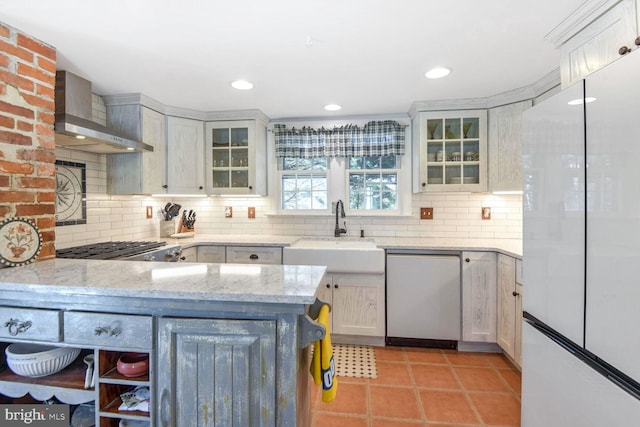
[0,343,95,404]
[414,110,487,192]
[98,350,151,425]
[0,344,152,426]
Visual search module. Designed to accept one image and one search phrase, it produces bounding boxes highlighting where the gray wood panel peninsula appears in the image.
[0,259,326,427]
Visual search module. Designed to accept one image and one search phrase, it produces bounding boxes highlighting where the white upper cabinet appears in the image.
[413,110,487,192]
[205,119,267,195]
[107,105,167,194]
[548,0,639,87]
[166,116,206,195]
[488,100,532,192]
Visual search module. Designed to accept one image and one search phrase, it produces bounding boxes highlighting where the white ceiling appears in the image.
[0,0,584,119]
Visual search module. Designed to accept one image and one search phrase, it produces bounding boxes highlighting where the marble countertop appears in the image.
[0,259,326,305]
[161,234,523,258]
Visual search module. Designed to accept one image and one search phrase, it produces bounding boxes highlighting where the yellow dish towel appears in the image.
[310,304,338,402]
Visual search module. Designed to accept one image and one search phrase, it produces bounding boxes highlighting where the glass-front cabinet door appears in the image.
[205,119,267,195]
[413,110,487,192]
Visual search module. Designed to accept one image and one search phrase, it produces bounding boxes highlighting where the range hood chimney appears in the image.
[54,71,153,154]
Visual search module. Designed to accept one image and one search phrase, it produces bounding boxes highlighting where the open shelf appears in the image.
[99,383,149,419]
[0,349,92,390]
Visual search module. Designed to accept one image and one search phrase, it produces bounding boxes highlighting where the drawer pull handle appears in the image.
[249,254,259,260]
[4,319,32,336]
[94,326,122,337]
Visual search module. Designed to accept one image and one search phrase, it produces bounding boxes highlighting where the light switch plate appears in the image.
[420,207,433,220]
[248,207,255,219]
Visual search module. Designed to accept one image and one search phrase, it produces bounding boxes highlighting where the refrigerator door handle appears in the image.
[524,311,640,401]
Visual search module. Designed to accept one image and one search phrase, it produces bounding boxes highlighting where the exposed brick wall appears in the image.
[0,22,56,260]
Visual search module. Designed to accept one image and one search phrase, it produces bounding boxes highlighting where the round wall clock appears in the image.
[0,217,43,267]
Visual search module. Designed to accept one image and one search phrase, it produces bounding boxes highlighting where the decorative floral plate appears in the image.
[0,217,43,267]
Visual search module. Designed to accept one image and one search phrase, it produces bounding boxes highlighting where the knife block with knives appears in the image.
[178,209,196,233]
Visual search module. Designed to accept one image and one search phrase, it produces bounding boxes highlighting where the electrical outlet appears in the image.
[420,207,433,220]
[248,207,256,219]
[482,207,492,220]
[225,206,233,218]
[146,206,153,219]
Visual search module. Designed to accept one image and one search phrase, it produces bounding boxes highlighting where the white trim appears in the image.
[545,0,624,48]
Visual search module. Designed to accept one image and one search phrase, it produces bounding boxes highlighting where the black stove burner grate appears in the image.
[56,241,167,260]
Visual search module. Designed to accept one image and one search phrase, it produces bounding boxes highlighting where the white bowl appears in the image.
[5,343,80,378]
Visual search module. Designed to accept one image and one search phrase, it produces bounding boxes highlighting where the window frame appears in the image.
[268,118,412,217]
[346,155,401,213]
[278,157,329,212]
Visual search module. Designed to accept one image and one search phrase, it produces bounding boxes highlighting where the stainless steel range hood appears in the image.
[55,71,153,154]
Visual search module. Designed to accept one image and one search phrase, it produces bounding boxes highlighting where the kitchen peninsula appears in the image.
[0,259,326,427]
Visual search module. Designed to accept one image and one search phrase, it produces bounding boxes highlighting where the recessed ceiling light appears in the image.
[231,80,254,90]
[425,67,451,79]
[567,97,596,105]
[324,104,342,111]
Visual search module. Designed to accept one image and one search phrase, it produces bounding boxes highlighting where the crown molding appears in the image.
[408,98,489,118]
[105,68,561,124]
[102,94,270,122]
[545,0,622,48]
[204,109,270,124]
[409,66,561,117]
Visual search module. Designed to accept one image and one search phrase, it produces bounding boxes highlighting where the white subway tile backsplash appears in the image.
[54,149,522,248]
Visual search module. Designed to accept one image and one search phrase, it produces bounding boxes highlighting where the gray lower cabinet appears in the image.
[197,245,226,263]
[180,246,198,262]
[226,246,282,265]
[157,317,276,427]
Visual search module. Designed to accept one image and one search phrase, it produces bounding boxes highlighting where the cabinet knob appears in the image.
[180,256,186,261]
[198,186,203,190]
[326,283,331,289]
[421,182,426,187]
[512,291,520,297]
[334,284,339,289]
[465,258,470,263]
[635,36,640,46]
[249,254,259,260]
[249,185,253,190]
[162,184,168,189]
[619,45,631,55]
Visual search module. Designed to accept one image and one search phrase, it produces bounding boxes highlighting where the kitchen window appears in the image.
[348,156,398,211]
[279,157,328,210]
[270,120,410,215]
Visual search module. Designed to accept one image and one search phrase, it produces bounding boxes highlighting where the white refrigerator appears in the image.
[522,49,640,425]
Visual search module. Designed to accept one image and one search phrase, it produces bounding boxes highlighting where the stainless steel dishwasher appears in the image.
[386,250,461,349]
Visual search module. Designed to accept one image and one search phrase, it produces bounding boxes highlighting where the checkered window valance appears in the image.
[273,120,406,158]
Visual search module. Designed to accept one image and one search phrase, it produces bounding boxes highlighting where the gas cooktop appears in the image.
[56,241,167,260]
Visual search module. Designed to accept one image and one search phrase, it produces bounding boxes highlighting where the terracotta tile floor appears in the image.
[311,346,521,427]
